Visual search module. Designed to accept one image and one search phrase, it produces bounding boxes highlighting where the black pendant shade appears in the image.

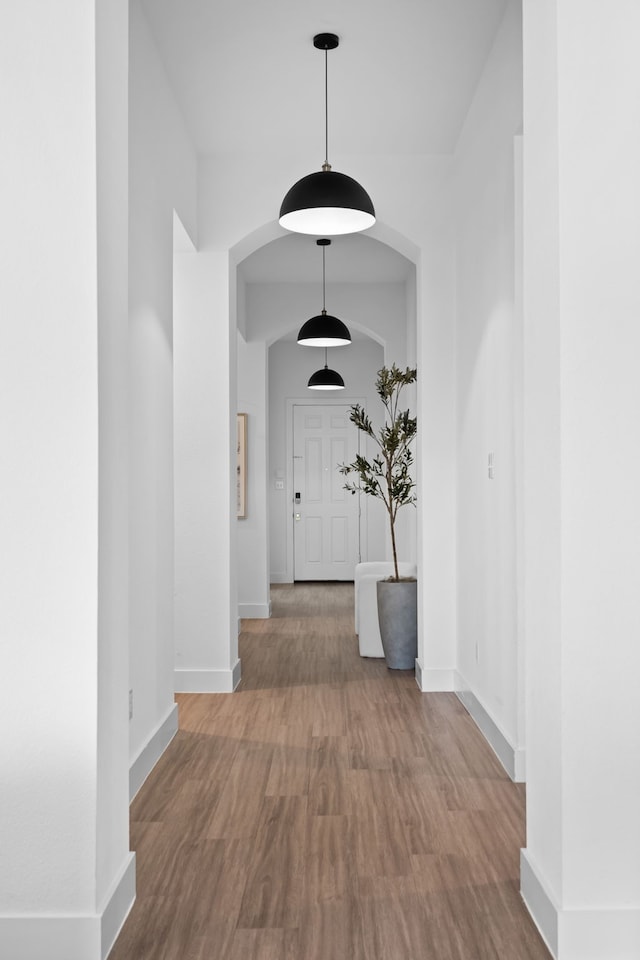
[279,34,375,236]
[308,366,345,390]
[298,310,351,347]
[280,170,375,236]
[298,238,351,347]
[308,348,345,391]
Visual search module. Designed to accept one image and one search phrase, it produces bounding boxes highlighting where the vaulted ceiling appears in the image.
[142,0,508,283]
[142,0,508,157]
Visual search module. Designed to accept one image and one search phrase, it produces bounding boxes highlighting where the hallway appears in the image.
[111,583,550,959]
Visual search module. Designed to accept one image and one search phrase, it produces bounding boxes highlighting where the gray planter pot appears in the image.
[376,579,417,670]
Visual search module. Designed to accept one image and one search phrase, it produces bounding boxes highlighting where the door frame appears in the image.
[284,397,366,584]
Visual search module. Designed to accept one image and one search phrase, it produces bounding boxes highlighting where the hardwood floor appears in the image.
[110,582,550,960]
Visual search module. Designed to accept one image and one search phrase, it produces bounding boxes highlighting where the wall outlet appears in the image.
[129,689,133,720]
[275,479,284,490]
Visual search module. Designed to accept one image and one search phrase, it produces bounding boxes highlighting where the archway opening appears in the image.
[232,225,419,624]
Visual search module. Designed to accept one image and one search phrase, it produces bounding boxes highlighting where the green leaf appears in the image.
[340,364,417,534]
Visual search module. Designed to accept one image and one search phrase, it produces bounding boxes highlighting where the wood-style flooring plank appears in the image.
[303,814,351,906]
[264,723,312,797]
[204,739,273,841]
[307,735,351,816]
[236,796,307,930]
[110,581,551,960]
[224,927,300,960]
[356,873,433,960]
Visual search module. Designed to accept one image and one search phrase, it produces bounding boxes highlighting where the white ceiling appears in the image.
[141,0,508,157]
[141,0,508,287]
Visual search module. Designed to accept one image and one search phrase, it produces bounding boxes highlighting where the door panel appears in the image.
[293,404,359,581]
[330,438,348,501]
[305,515,323,563]
[330,516,348,563]
[305,438,323,501]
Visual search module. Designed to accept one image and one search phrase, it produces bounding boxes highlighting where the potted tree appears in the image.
[340,364,417,669]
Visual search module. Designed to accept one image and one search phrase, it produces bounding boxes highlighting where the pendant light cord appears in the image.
[322,245,326,311]
[325,49,329,166]
[323,47,330,170]
[324,347,328,369]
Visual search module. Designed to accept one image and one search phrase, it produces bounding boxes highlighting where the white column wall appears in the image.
[414,236,457,690]
[522,1,640,956]
[237,335,270,618]
[0,0,99,916]
[173,251,240,691]
[557,0,640,907]
[95,0,133,922]
[522,0,564,915]
[0,2,133,957]
[452,0,524,776]
[128,1,197,772]
[402,269,419,571]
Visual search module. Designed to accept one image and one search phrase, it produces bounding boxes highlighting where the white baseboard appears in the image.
[513,749,526,781]
[174,659,242,694]
[521,850,640,960]
[0,917,101,960]
[455,672,525,782]
[414,660,456,691]
[129,703,178,801]
[414,666,525,783]
[558,906,640,959]
[238,601,272,619]
[520,849,558,956]
[0,853,135,960]
[270,573,290,584]
[100,852,136,959]
[0,917,100,960]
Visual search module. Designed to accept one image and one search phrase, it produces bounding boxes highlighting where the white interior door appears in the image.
[293,404,360,581]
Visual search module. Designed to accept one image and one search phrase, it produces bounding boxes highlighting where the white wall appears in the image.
[128,1,197,761]
[237,334,270,617]
[173,250,240,691]
[452,0,524,773]
[0,0,98,919]
[0,2,133,957]
[414,234,457,691]
[522,1,640,956]
[95,0,133,925]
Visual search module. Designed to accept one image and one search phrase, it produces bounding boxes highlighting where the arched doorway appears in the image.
[232,226,418,623]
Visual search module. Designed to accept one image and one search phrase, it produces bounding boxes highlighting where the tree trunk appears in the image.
[389,512,399,581]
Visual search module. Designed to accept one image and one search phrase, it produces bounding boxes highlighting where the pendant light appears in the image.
[298,239,351,347]
[308,347,345,390]
[279,33,375,236]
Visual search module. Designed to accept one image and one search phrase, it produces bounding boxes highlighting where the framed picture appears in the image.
[236,413,247,519]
